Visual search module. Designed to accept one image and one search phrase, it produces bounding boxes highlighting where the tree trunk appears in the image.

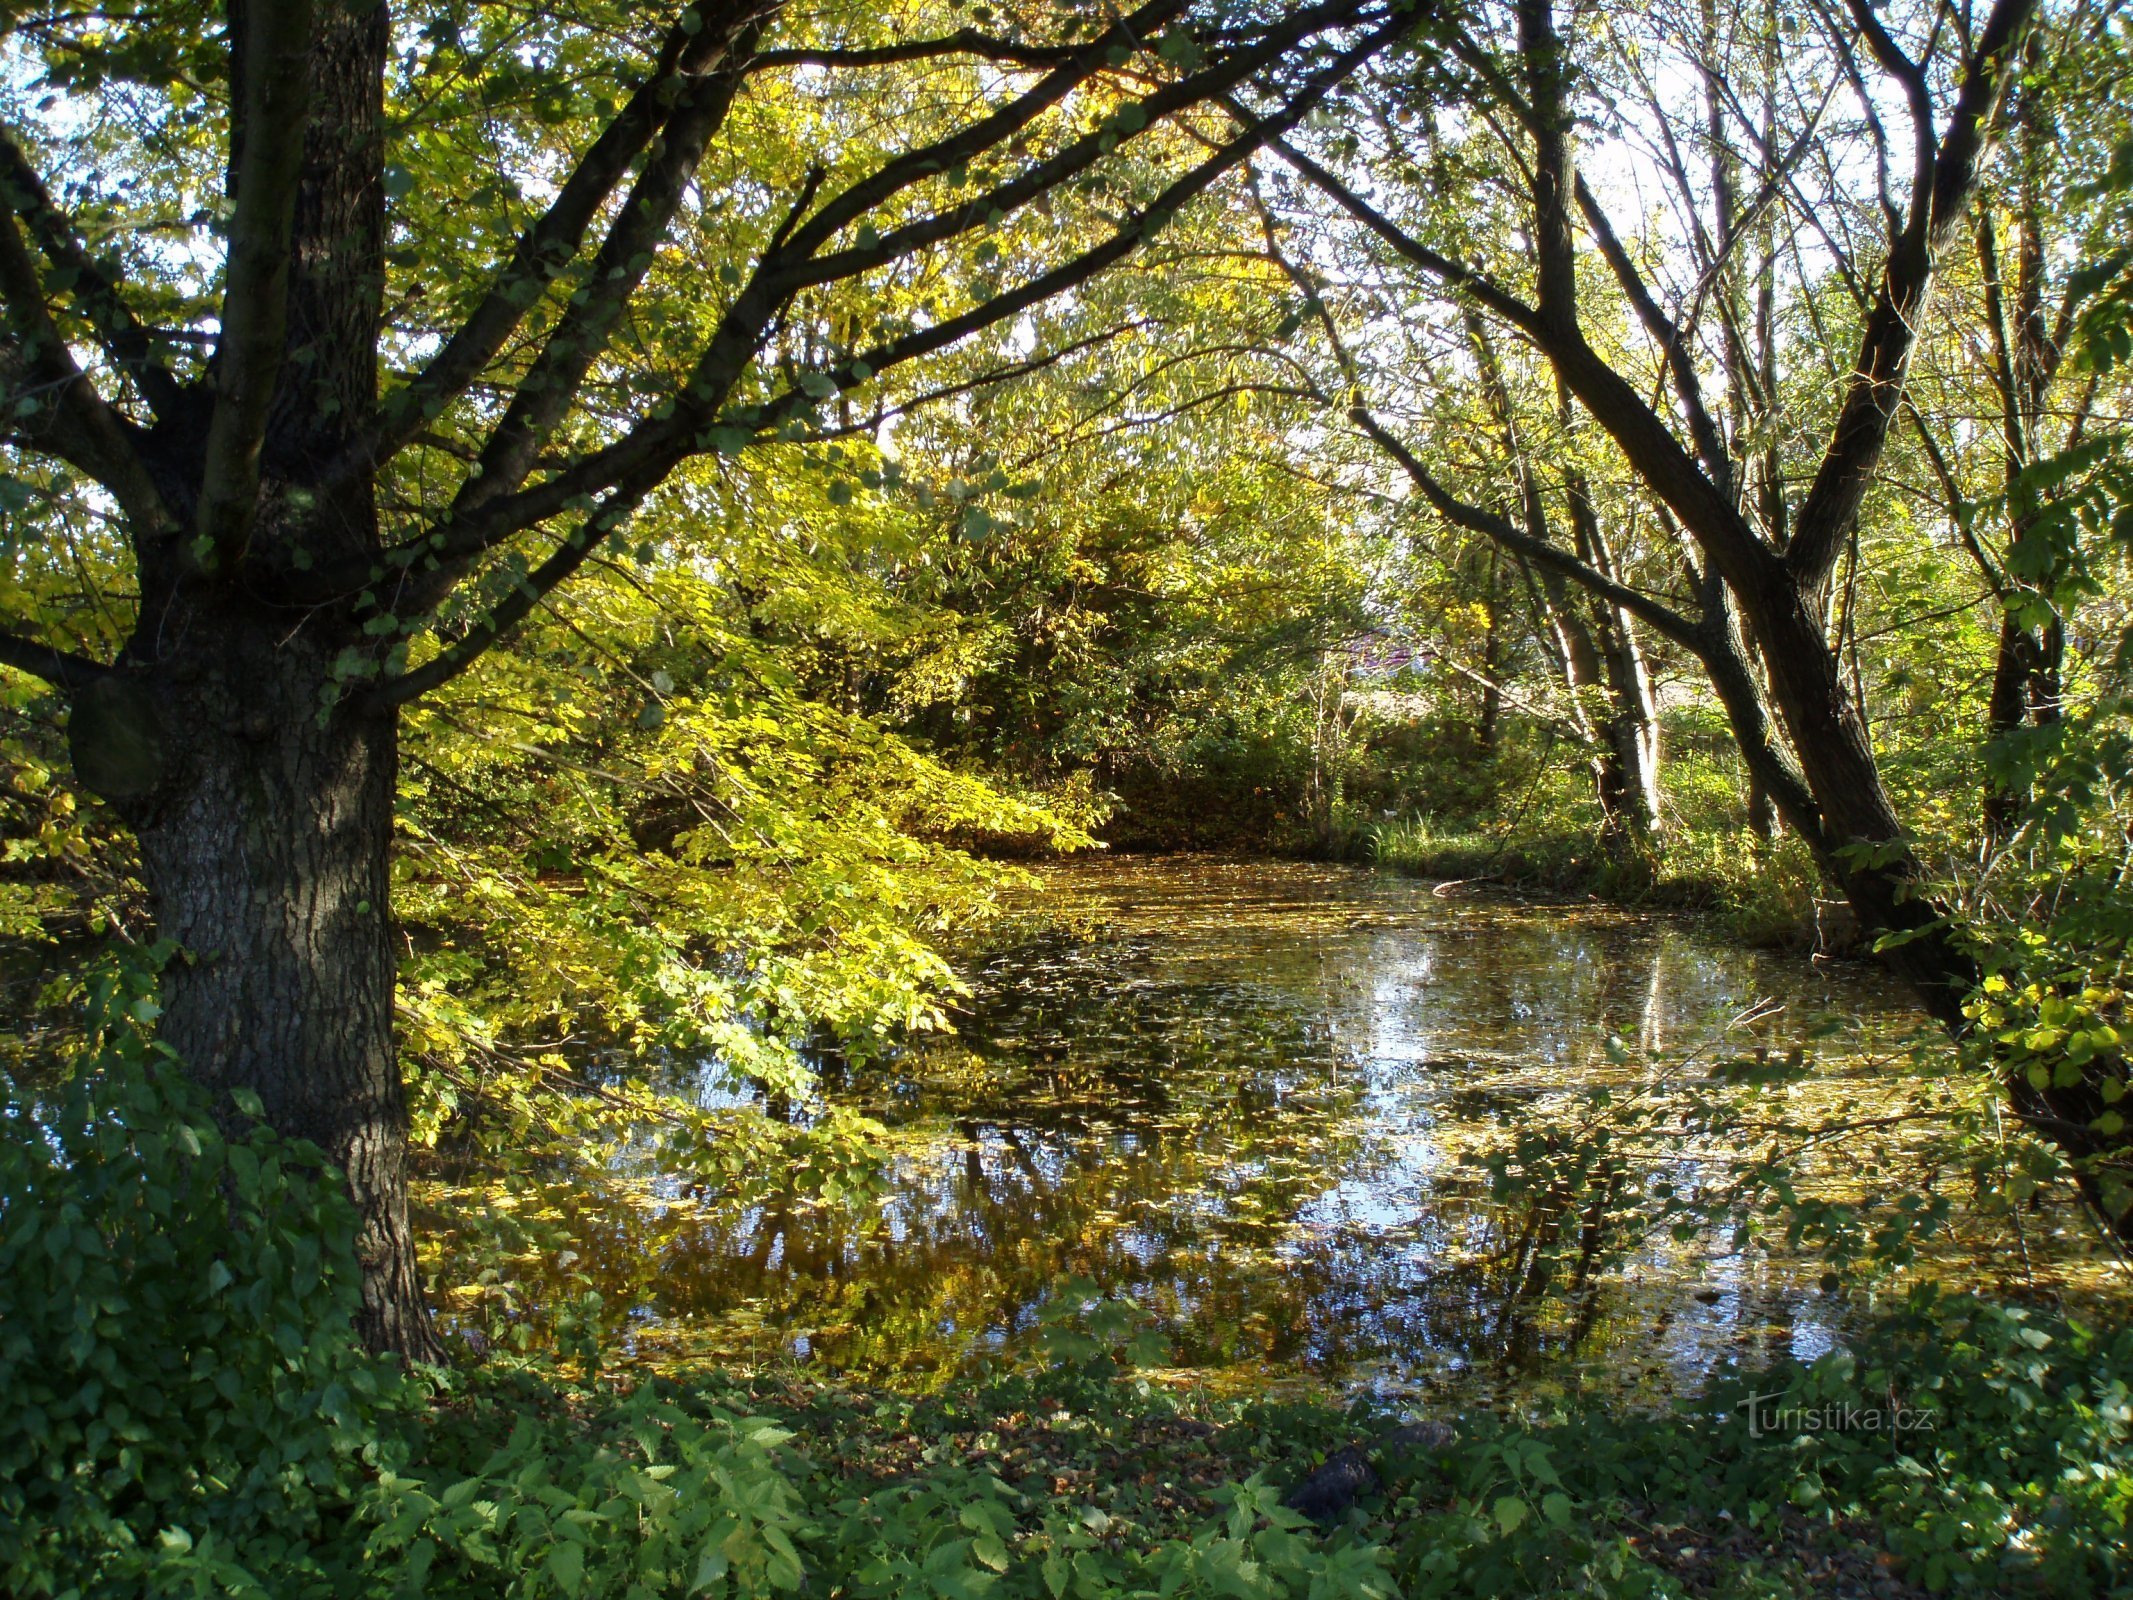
[1744,777,1777,840]
[1736,570,2125,1223]
[77,0,434,1356]
[1982,609,2064,841]
[1595,617,1662,845]
[98,597,435,1359]
[1526,568,1619,830]
[1476,549,1504,757]
[1559,444,1662,846]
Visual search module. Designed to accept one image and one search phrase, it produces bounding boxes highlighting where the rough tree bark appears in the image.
[106,622,423,1355]
[102,0,440,1358]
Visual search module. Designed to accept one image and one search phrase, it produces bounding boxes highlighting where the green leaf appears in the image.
[547,1540,585,1596]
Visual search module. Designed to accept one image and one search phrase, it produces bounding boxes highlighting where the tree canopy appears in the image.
[0,0,2130,1534]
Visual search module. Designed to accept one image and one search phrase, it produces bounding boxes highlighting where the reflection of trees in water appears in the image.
[638,945,1391,1373]
[474,882,1911,1383]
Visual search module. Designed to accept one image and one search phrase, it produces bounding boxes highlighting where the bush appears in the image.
[1364,1288,2133,1596]
[0,957,400,1598]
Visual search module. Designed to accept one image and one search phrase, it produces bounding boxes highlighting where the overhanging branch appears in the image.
[336,4,1404,599]
[1352,403,1702,652]
[358,6,1412,701]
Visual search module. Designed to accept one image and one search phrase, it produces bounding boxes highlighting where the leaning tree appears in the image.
[0,0,1422,1354]
[1253,0,2133,1225]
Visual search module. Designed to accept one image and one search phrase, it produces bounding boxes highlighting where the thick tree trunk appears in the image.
[121,0,437,1358]
[99,600,435,1359]
[1734,570,2125,1226]
[1742,581,1975,1019]
[65,0,432,1358]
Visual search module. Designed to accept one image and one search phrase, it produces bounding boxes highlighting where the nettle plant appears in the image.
[0,951,404,1598]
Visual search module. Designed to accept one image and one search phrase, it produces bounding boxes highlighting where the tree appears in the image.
[1251,0,2133,1223]
[0,0,1420,1354]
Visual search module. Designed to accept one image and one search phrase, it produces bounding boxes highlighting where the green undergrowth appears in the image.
[354,1289,2133,1600]
[7,972,2131,1599]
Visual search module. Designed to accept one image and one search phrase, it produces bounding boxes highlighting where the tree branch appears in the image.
[1352,403,1703,651]
[1262,132,1542,333]
[1573,175,1734,496]
[764,0,1196,272]
[0,623,108,690]
[356,8,1409,694]
[194,0,314,571]
[355,4,761,482]
[748,28,1082,72]
[1841,0,1935,227]
[0,124,185,418]
[1785,0,2039,598]
[0,220,173,536]
[333,3,1401,603]
[369,473,658,708]
[452,15,766,516]
[772,5,1360,301]
[1517,0,1577,327]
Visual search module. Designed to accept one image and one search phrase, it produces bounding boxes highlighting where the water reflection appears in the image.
[438,857,2024,1396]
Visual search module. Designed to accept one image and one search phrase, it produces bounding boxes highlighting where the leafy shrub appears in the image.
[0,956,400,1598]
[366,1369,1401,1600]
[1388,1290,2133,1598]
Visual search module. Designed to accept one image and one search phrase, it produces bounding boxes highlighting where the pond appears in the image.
[435,857,2098,1401]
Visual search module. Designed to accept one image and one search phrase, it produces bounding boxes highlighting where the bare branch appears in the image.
[1516,0,1577,326]
[1841,0,1936,228]
[1263,133,1543,333]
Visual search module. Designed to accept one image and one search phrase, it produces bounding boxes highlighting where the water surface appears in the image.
[440,857,2094,1398]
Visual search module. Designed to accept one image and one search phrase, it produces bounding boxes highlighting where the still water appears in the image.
[449,857,2085,1398]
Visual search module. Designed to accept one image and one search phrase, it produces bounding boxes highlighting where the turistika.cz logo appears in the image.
[1737,1391,1938,1438]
